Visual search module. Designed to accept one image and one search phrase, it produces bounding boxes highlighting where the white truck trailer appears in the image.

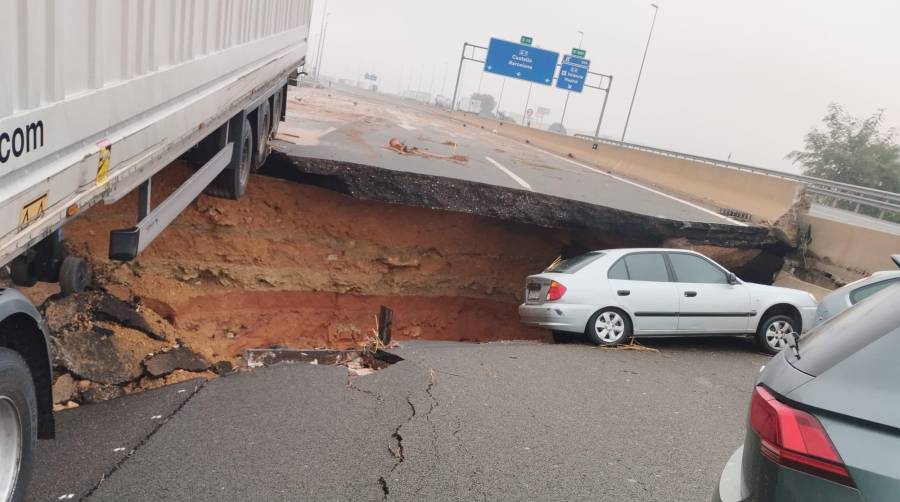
[0,1,313,499]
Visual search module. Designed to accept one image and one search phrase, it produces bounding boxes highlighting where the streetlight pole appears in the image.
[314,0,328,80]
[621,3,659,142]
[315,13,332,81]
[560,30,585,128]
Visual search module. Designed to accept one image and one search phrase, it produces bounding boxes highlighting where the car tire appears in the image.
[585,308,632,347]
[0,348,37,502]
[756,314,797,355]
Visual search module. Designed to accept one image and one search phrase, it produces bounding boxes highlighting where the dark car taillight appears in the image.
[749,386,855,487]
[546,281,566,301]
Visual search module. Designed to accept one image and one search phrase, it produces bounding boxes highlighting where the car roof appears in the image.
[785,283,900,428]
[596,248,707,257]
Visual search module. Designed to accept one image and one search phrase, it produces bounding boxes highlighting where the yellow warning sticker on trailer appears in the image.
[18,193,48,230]
[96,139,112,186]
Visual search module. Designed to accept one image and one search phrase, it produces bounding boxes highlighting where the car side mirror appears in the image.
[727,272,738,285]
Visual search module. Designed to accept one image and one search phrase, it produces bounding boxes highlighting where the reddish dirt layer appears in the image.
[53,161,578,361]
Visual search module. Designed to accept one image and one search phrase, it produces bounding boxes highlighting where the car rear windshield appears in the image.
[788,283,900,376]
[544,252,604,274]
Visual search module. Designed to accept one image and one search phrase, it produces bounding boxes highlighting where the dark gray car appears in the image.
[713,283,900,502]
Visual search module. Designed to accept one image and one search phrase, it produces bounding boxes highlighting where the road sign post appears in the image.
[522,83,534,125]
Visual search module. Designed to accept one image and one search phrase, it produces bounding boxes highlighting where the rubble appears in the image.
[40,289,215,403]
[144,348,209,377]
[52,325,165,385]
[52,373,76,404]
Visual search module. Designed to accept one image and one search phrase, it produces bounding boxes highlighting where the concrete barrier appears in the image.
[450,112,805,224]
[804,215,900,274]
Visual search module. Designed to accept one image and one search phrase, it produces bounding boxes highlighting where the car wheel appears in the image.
[0,348,37,502]
[586,309,632,346]
[756,314,797,355]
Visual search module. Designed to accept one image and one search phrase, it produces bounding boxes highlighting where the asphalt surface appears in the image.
[274,86,739,226]
[29,339,770,501]
[809,203,900,236]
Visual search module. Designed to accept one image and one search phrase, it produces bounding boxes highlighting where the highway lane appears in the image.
[29,339,769,501]
[274,86,743,226]
[809,203,900,236]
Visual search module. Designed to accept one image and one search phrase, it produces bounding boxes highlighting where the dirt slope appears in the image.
[59,162,565,364]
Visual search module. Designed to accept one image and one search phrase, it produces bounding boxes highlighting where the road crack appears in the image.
[79,380,207,500]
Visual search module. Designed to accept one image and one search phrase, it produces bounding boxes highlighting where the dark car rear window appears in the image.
[788,283,900,376]
[544,252,604,274]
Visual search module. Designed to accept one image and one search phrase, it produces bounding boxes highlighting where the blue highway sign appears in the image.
[556,54,590,93]
[484,38,559,86]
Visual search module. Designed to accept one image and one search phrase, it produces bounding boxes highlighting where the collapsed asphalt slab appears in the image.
[30,340,769,501]
[266,151,775,251]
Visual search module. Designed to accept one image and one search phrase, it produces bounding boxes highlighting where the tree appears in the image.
[470,93,497,117]
[788,103,900,193]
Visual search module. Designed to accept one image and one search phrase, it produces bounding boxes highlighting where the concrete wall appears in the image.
[451,113,804,223]
[804,215,900,274]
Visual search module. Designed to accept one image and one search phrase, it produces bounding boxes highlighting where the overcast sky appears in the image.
[310,0,900,173]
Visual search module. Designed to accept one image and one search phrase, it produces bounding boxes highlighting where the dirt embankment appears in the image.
[59,162,574,362]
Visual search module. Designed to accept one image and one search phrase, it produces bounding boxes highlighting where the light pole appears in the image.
[560,30,585,128]
[621,3,659,142]
[315,13,332,81]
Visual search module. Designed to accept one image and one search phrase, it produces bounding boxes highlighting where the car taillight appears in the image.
[546,281,567,301]
[749,386,854,487]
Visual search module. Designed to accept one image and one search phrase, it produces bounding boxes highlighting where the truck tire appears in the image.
[252,100,271,172]
[0,348,37,502]
[9,258,36,288]
[59,256,91,296]
[271,90,283,137]
[205,117,252,200]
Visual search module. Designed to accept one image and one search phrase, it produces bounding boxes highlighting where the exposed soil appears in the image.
[57,162,562,363]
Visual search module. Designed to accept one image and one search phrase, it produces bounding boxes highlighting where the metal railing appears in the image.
[573,134,900,219]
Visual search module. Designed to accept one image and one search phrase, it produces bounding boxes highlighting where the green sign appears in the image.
[520,36,533,46]
[572,48,587,57]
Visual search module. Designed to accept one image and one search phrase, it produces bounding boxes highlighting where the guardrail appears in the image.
[574,134,900,220]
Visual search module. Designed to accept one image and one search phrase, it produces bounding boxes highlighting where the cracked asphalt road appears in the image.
[28,339,769,501]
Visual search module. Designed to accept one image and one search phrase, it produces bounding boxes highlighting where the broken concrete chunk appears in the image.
[95,293,165,340]
[144,347,209,377]
[80,383,125,403]
[42,291,167,341]
[52,373,76,404]
[54,326,167,385]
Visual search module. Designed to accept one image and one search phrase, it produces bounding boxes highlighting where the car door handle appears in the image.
[684,291,698,297]
[617,290,631,296]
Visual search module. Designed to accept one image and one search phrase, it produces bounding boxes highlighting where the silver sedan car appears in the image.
[813,255,900,327]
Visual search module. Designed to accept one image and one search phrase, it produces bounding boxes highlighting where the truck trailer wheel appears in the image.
[59,256,91,296]
[206,117,253,200]
[252,100,271,172]
[271,89,283,137]
[8,258,36,288]
[0,348,37,502]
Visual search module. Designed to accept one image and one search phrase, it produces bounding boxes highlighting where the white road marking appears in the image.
[520,143,748,226]
[485,156,534,192]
